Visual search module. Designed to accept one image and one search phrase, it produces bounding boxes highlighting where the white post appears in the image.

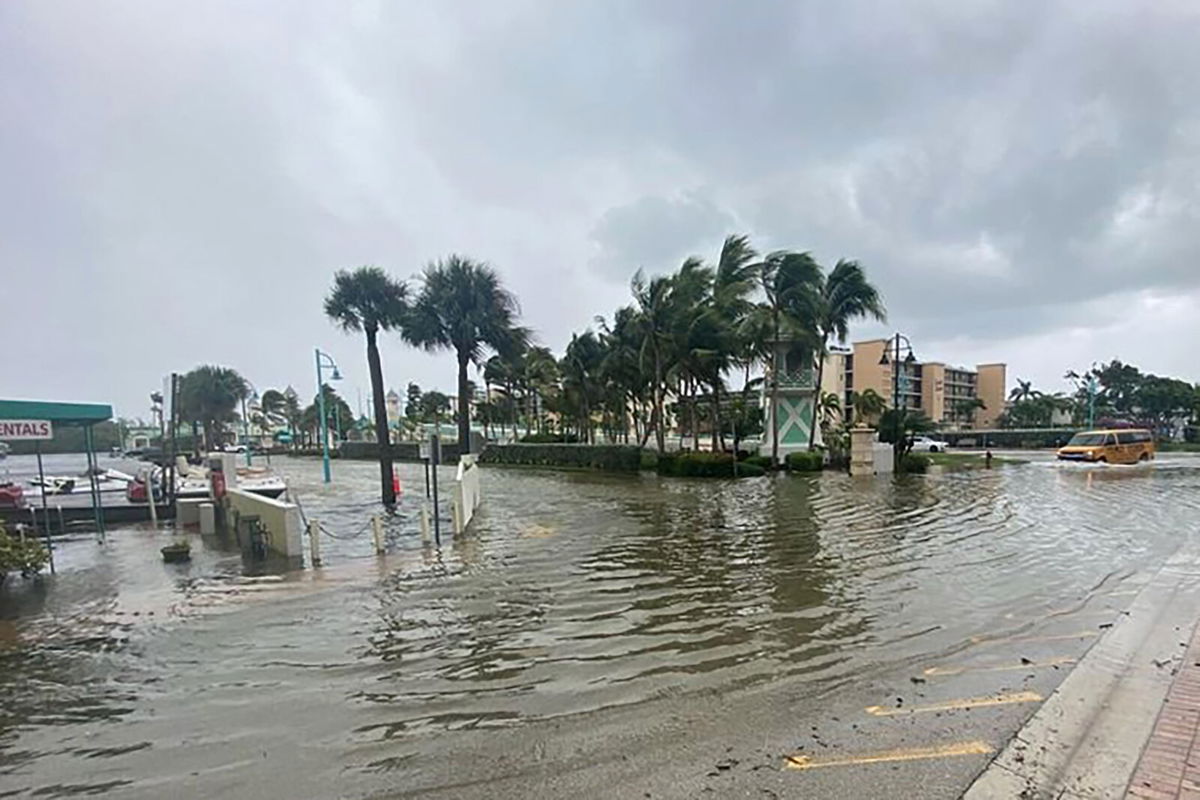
[372,514,384,556]
[145,474,158,526]
[450,497,461,535]
[307,518,322,567]
[420,505,430,542]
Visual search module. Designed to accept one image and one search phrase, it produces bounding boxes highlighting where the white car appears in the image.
[909,435,949,453]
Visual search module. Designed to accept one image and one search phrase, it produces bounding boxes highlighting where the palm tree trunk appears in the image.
[770,307,780,467]
[808,334,828,451]
[456,350,472,450]
[710,379,722,452]
[653,344,666,454]
[366,328,396,507]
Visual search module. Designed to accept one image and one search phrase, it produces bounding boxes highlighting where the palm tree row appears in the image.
[324,257,527,506]
[482,234,885,465]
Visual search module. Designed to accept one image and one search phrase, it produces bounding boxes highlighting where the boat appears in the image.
[172,459,287,501]
[0,482,25,508]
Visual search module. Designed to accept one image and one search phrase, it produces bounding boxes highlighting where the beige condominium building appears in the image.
[822,340,1006,430]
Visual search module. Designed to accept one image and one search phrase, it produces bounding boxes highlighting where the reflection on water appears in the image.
[2,454,1200,797]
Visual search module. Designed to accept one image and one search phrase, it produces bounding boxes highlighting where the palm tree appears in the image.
[631,269,676,454]
[282,387,303,449]
[850,388,887,424]
[808,259,886,450]
[759,250,822,466]
[1009,379,1039,403]
[952,396,986,426]
[562,331,604,442]
[404,255,528,451]
[324,266,408,506]
[178,365,249,452]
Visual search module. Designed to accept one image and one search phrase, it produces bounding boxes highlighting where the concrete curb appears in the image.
[963,541,1200,799]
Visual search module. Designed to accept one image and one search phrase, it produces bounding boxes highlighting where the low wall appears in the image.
[335,441,465,463]
[451,455,482,533]
[225,488,303,560]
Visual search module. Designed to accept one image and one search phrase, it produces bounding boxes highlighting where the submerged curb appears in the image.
[963,539,1200,799]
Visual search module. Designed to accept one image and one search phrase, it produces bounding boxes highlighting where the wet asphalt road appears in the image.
[2,452,1198,799]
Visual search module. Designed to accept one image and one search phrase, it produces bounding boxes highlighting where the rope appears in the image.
[292,491,381,541]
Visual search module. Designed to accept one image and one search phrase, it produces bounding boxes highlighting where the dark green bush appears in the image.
[741,454,773,470]
[478,443,642,471]
[0,523,49,582]
[639,450,658,471]
[785,451,824,472]
[734,461,766,477]
[656,451,763,478]
[900,453,930,474]
[519,432,581,444]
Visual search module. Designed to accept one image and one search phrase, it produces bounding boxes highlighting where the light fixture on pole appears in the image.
[314,348,343,484]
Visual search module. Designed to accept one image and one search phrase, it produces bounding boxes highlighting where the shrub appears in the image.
[519,432,581,444]
[639,450,658,471]
[785,451,824,472]
[478,443,642,472]
[900,453,930,474]
[741,454,773,470]
[656,451,763,478]
[0,523,49,582]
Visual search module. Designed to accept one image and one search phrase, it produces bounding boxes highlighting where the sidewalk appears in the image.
[1126,630,1200,800]
[964,541,1200,799]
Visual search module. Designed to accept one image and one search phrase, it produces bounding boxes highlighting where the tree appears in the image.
[259,389,288,426]
[1009,379,1040,403]
[282,387,303,448]
[850,388,887,425]
[404,383,422,420]
[951,396,986,425]
[631,269,676,454]
[808,259,886,450]
[178,365,249,452]
[878,409,936,458]
[404,255,528,451]
[561,331,605,443]
[324,265,408,506]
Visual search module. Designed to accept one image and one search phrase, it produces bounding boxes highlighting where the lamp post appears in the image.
[314,348,343,484]
[878,333,918,470]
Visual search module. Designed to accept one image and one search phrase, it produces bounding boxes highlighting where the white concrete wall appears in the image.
[452,455,482,534]
[225,489,302,558]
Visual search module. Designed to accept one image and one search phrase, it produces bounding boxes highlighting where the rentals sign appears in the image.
[0,420,54,440]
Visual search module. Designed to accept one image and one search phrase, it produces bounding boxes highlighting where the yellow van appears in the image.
[1057,429,1156,464]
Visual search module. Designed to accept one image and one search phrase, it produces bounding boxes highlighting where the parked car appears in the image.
[909,435,950,453]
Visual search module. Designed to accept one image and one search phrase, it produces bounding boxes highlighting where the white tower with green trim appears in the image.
[764,338,821,457]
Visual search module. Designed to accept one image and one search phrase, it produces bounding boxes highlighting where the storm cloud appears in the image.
[2,0,1198,419]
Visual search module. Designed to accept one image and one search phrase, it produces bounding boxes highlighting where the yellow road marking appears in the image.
[923,657,1076,677]
[865,691,1043,716]
[785,740,994,770]
[970,630,1098,645]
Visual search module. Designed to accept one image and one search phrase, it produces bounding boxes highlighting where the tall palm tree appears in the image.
[404,255,529,450]
[1009,379,1039,403]
[808,259,886,450]
[850,388,887,425]
[759,250,822,466]
[324,266,408,507]
[178,365,249,452]
[631,269,676,454]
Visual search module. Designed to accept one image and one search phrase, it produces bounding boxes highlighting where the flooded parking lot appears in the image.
[2,453,1199,798]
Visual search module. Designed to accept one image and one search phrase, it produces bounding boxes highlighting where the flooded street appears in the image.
[3,454,1200,798]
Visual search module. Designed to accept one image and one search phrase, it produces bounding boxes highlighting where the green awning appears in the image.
[0,399,113,426]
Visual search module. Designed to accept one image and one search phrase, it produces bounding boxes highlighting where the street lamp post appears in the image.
[314,348,343,484]
[878,333,918,471]
[240,385,258,467]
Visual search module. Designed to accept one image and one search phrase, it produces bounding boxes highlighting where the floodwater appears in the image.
[2,453,1199,798]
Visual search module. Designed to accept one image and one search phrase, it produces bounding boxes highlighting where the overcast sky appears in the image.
[3,1,1199,421]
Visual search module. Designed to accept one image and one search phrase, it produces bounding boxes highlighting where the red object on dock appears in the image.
[0,483,25,508]
[393,474,402,496]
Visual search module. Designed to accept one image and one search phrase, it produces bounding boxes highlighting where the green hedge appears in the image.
[656,452,765,478]
[900,453,930,474]
[519,432,581,444]
[741,454,773,470]
[478,443,642,471]
[785,451,824,472]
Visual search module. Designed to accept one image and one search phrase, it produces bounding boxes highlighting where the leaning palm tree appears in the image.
[631,269,676,454]
[403,255,528,450]
[178,365,249,452]
[324,266,407,506]
[850,388,887,425]
[808,259,886,450]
